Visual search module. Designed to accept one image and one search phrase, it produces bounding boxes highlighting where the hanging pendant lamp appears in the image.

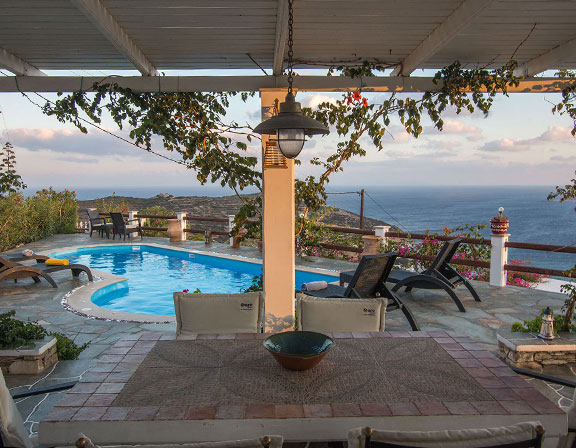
[253,0,329,158]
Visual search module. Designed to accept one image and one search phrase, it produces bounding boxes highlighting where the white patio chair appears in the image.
[296,293,387,333]
[76,433,283,448]
[347,423,545,448]
[1,369,35,448]
[173,291,265,337]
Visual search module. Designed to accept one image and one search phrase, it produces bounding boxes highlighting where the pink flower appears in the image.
[182,289,189,293]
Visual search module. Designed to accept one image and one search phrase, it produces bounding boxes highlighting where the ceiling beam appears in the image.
[515,37,576,77]
[0,47,45,76]
[0,75,569,94]
[391,0,495,76]
[69,0,158,76]
[273,0,289,76]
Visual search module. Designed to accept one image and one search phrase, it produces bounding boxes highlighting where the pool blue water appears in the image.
[50,245,337,315]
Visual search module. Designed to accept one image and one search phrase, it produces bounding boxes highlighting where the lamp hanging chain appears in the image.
[287,0,294,95]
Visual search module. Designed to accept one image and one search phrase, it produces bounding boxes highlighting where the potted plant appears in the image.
[490,207,509,234]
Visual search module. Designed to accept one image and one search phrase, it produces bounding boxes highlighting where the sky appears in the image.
[0,69,574,195]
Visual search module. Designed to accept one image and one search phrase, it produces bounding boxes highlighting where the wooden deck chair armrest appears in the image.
[10,380,77,399]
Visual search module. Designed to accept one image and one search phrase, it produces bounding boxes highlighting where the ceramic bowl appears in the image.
[263,331,335,371]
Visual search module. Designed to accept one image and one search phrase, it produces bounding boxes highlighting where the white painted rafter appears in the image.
[69,0,158,76]
[515,37,576,77]
[0,47,45,76]
[273,0,289,76]
[391,0,495,76]
[0,75,570,94]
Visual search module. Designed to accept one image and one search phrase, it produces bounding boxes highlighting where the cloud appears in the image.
[301,94,339,109]
[477,126,574,152]
[425,119,481,136]
[420,138,461,150]
[477,138,531,152]
[246,109,261,121]
[551,155,576,162]
[6,128,140,157]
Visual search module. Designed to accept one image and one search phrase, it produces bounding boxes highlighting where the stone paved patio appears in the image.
[1,233,574,437]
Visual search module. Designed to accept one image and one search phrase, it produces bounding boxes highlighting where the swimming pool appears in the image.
[50,245,337,315]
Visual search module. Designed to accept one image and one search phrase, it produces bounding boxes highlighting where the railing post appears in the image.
[374,225,392,248]
[128,211,138,239]
[490,233,509,287]
[228,215,235,246]
[361,235,382,257]
[176,212,187,241]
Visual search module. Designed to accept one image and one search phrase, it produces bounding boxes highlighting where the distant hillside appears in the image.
[78,193,387,232]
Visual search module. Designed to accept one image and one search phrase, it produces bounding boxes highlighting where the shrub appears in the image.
[0,310,47,349]
[141,205,170,237]
[0,311,88,359]
[0,188,78,252]
[511,307,570,334]
[50,332,89,360]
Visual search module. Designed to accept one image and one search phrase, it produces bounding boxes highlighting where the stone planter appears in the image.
[361,235,382,257]
[0,337,58,374]
[497,329,576,371]
[167,219,181,242]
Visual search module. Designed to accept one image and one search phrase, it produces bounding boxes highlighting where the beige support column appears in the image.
[261,89,295,333]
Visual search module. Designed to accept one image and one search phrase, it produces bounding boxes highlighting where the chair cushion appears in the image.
[173,292,265,335]
[78,432,284,448]
[0,370,34,448]
[347,422,543,448]
[296,294,386,332]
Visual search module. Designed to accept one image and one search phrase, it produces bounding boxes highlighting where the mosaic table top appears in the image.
[43,331,565,423]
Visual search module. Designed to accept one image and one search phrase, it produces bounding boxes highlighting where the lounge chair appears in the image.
[87,209,112,238]
[388,238,481,312]
[297,294,387,332]
[301,253,419,331]
[1,369,76,448]
[76,433,283,448]
[110,212,142,241]
[348,423,545,448]
[0,256,93,288]
[173,291,265,336]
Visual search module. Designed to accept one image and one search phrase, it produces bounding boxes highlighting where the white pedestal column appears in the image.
[176,212,187,241]
[490,233,509,287]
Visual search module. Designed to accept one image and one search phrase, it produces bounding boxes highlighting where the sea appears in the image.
[33,185,575,274]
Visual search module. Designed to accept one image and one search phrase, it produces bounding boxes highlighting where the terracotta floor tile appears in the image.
[101,407,131,421]
[427,331,448,337]
[332,333,353,339]
[69,383,99,394]
[330,403,362,417]
[460,343,486,351]
[470,401,509,415]
[443,401,479,415]
[485,388,523,401]
[197,334,218,339]
[455,358,484,368]
[465,367,496,377]
[303,404,333,418]
[245,404,275,419]
[479,357,507,368]
[139,332,162,340]
[439,343,463,350]
[359,403,391,417]
[500,376,532,388]
[388,403,420,416]
[96,382,125,394]
[126,406,159,421]
[217,333,236,339]
[498,401,537,415]
[71,406,106,421]
[528,398,564,414]
[471,350,495,359]
[99,354,125,363]
[80,372,110,383]
[408,331,429,337]
[186,406,217,420]
[85,394,117,407]
[414,402,450,416]
[113,340,136,348]
[446,350,474,359]
[90,363,117,373]
[275,404,305,419]
[216,405,246,419]
[44,406,79,422]
[489,367,517,377]
[434,338,455,344]
[106,347,131,355]
[474,376,506,388]
[106,371,133,382]
[155,406,188,420]
[57,393,90,407]
[389,332,412,338]
[352,332,372,339]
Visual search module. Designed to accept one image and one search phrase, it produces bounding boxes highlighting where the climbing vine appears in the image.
[40,61,521,231]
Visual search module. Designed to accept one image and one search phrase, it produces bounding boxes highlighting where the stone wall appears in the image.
[499,342,576,370]
[0,338,58,374]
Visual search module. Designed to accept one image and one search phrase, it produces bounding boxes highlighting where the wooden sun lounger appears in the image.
[0,255,93,288]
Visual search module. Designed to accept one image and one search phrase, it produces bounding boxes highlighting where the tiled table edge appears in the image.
[44,331,566,424]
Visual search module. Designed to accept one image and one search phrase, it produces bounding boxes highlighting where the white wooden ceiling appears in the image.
[1,0,576,78]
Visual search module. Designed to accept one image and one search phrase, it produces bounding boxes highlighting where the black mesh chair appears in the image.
[388,238,481,312]
[110,212,143,241]
[87,209,112,238]
[301,253,419,331]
